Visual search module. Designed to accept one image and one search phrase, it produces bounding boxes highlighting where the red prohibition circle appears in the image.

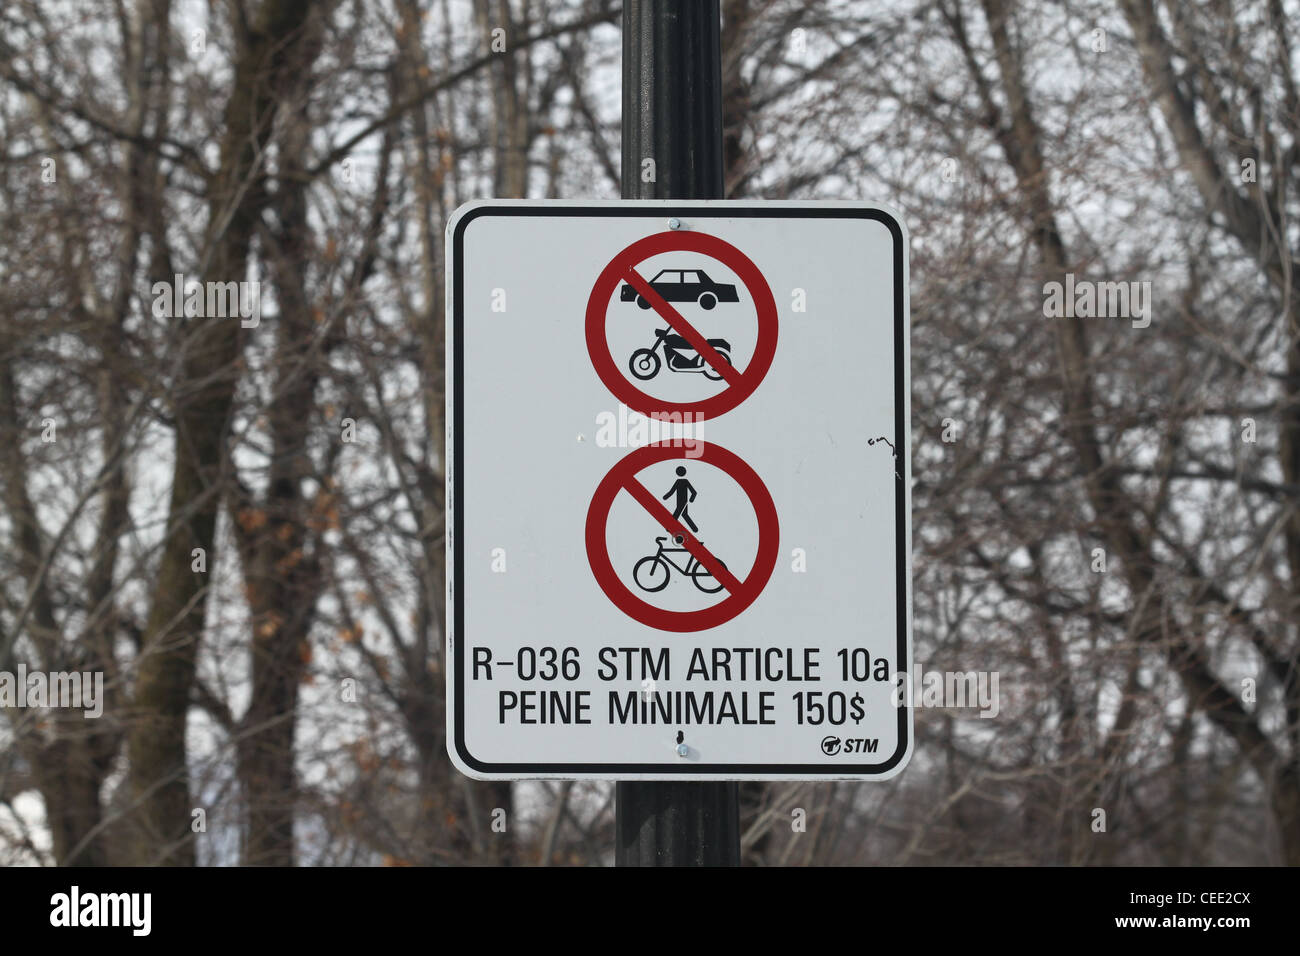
[585,441,780,633]
[585,231,778,421]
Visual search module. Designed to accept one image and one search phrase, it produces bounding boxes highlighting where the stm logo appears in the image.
[820,736,879,756]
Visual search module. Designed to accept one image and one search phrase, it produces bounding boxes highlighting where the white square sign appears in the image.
[446,200,911,780]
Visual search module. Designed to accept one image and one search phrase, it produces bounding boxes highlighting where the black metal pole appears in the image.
[616,0,740,867]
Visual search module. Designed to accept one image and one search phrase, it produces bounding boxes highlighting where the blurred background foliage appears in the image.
[0,0,1297,865]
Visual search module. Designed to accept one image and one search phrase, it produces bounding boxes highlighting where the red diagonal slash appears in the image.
[621,269,744,387]
[618,476,745,595]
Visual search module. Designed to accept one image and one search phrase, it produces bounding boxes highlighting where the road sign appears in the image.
[447,200,911,780]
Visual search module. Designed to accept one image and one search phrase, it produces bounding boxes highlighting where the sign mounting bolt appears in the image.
[676,743,689,757]
[668,217,682,230]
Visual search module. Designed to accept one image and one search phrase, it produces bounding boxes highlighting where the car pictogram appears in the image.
[621,268,740,310]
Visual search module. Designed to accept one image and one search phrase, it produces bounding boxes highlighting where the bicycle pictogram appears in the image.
[633,534,728,594]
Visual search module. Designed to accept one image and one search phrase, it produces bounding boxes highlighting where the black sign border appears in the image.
[450,203,909,777]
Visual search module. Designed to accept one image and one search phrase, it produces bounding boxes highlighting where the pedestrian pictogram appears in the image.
[662,466,698,532]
